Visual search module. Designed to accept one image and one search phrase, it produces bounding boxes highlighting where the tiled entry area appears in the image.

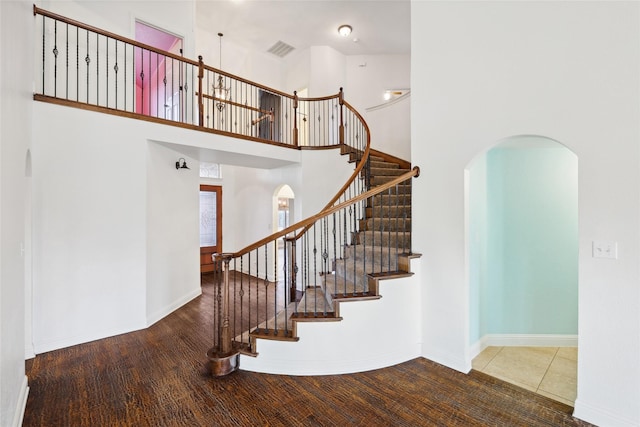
[472,346,577,406]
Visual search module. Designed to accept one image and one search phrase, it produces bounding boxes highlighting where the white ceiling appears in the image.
[195,0,411,57]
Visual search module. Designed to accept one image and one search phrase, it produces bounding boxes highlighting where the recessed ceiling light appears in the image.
[338,25,352,37]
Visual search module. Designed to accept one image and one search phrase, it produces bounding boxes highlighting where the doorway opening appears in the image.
[466,135,578,405]
[134,21,184,120]
[200,185,222,274]
[273,185,295,281]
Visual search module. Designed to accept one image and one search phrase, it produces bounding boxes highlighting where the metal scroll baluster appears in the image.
[106,37,109,107]
[312,223,318,314]
[41,16,45,94]
[273,240,278,335]
[65,23,69,99]
[114,41,118,109]
[263,245,270,333]
[321,217,328,315]
[76,27,79,102]
[53,20,58,97]
[85,30,90,103]
[95,33,99,105]
[332,212,337,303]
[147,50,151,116]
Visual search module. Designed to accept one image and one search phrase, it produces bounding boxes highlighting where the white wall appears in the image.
[309,46,346,97]
[194,28,285,92]
[30,101,302,354]
[146,142,201,325]
[346,55,411,160]
[32,104,149,353]
[1,1,31,425]
[241,258,422,375]
[412,2,640,426]
[283,49,311,94]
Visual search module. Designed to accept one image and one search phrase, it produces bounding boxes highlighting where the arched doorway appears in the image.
[466,135,578,405]
[273,184,295,282]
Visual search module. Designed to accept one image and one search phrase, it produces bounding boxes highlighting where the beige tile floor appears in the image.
[472,346,577,406]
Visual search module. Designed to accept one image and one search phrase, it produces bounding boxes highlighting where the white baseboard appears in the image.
[422,345,470,374]
[12,375,29,427]
[25,344,36,360]
[146,287,202,326]
[33,320,146,354]
[470,334,578,360]
[574,399,639,427]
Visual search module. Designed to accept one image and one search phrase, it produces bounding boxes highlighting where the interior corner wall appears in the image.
[1,0,31,425]
[412,2,640,425]
[284,48,311,94]
[32,104,148,353]
[467,153,487,346]
[308,46,345,97]
[345,55,411,161]
[145,143,201,326]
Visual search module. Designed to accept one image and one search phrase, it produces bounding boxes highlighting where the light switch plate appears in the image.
[592,241,618,259]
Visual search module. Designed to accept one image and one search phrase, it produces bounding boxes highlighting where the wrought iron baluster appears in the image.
[263,245,269,333]
[96,33,99,104]
[85,30,90,103]
[65,23,69,99]
[147,50,151,116]
[140,48,144,113]
[114,40,118,109]
[273,240,278,334]
[106,36,109,107]
[76,27,79,102]
[53,20,58,97]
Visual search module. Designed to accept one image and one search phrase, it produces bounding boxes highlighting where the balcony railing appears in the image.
[34,5,359,151]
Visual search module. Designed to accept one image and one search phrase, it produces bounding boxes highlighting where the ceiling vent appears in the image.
[267,40,295,58]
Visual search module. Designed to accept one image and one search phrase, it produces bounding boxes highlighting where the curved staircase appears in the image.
[240,153,421,374]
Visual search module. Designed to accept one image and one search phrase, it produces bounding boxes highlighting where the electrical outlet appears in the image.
[592,241,618,259]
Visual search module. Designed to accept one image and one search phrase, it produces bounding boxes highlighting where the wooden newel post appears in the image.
[292,91,299,147]
[338,87,345,146]
[285,236,298,303]
[207,253,239,377]
[197,56,204,127]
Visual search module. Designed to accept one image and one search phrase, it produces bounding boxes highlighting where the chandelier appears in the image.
[212,32,229,111]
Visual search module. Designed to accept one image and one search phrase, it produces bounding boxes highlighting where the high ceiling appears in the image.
[195,0,411,57]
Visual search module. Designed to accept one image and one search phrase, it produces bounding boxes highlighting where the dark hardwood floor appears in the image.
[23,275,593,426]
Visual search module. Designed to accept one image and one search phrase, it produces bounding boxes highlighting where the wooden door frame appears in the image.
[200,185,222,273]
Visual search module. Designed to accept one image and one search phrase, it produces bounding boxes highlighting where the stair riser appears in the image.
[368,168,410,177]
[367,206,412,218]
[360,218,412,232]
[342,247,400,269]
[354,231,411,250]
[370,175,409,186]
[334,260,394,287]
[369,160,399,169]
[373,185,411,199]
[371,193,412,205]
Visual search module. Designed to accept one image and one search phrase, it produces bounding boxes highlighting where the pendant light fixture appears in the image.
[212,32,229,111]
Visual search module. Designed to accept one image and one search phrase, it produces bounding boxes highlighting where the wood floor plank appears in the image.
[24,277,593,426]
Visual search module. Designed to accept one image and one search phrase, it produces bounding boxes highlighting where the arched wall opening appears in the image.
[272,184,295,281]
[466,135,578,355]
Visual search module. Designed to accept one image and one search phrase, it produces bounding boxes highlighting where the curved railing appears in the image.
[209,166,418,374]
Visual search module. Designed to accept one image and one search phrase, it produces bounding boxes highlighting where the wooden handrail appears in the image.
[229,166,419,258]
[33,5,198,67]
[320,99,371,211]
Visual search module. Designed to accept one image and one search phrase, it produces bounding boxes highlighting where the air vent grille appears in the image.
[267,40,295,58]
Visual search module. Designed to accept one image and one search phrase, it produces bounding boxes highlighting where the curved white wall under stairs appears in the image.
[239,257,421,375]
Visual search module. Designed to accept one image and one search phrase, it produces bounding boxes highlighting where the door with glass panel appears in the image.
[200,185,222,273]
